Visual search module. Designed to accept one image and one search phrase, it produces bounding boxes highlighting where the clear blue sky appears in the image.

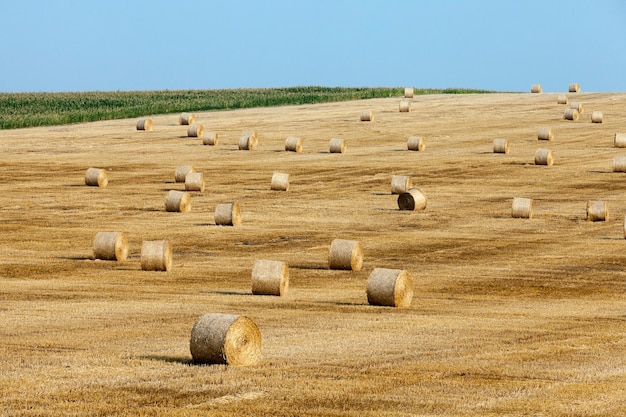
[1,1,625,93]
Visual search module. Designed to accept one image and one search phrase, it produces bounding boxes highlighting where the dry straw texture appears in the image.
[366,267,413,308]
[140,240,172,271]
[270,172,290,191]
[187,124,204,138]
[174,165,194,183]
[84,167,108,187]
[136,118,153,131]
[215,202,241,226]
[165,190,191,212]
[537,127,553,141]
[360,110,373,121]
[535,149,554,166]
[564,108,580,121]
[329,138,346,153]
[557,95,568,104]
[615,133,626,148]
[613,156,626,172]
[285,136,303,153]
[591,111,603,123]
[397,188,427,211]
[404,87,414,98]
[251,259,289,296]
[202,131,218,146]
[179,112,195,125]
[190,313,261,366]
[586,201,608,222]
[391,175,412,194]
[569,83,581,93]
[329,238,363,271]
[407,135,425,151]
[511,197,533,219]
[493,138,510,154]
[184,172,205,192]
[399,100,411,112]
[93,231,128,261]
[530,84,542,93]
[239,130,259,150]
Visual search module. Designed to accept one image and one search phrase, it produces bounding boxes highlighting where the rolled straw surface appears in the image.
[569,83,580,93]
[175,165,195,183]
[329,239,363,271]
[404,87,414,98]
[570,102,584,113]
[587,201,608,222]
[557,95,568,105]
[530,84,542,93]
[391,175,412,194]
[591,111,603,123]
[537,128,553,141]
[165,190,191,212]
[215,202,241,226]
[190,313,261,366]
[407,136,425,151]
[93,232,128,261]
[187,124,204,138]
[360,110,373,121]
[140,240,172,271]
[397,188,427,211]
[202,132,218,146]
[251,260,289,296]
[493,138,509,154]
[614,133,626,148]
[285,136,303,153]
[329,138,346,153]
[270,172,289,191]
[511,197,533,219]
[535,149,554,166]
[185,172,205,192]
[613,156,626,172]
[564,108,579,121]
[399,101,411,113]
[624,216,626,239]
[136,118,153,131]
[179,112,195,125]
[239,130,258,150]
[85,168,108,187]
[366,268,413,308]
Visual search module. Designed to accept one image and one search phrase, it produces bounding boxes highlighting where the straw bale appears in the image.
[179,112,195,125]
[360,110,373,121]
[215,202,241,226]
[511,197,533,219]
[614,133,626,148]
[591,111,603,123]
[531,84,542,93]
[136,118,153,131]
[587,201,608,222]
[407,136,425,151]
[557,95,568,105]
[569,83,580,93]
[613,156,626,172]
[175,165,195,183]
[564,108,579,121]
[202,132,219,146]
[185,172,205,192]
[391,175,412,194]
[85,168,108,187]
[165,190,191,212]
[493,138,510,154]
[397,188,427,211]
[537,128,553,141]
[535,149,554,166]
[251,260,289,296]
[404,87,414,98]
[285,136,303,153]
[329,138,346,153]
[399,101,411,112]
[93,232,128,261]
[187,124,204,138]
[329,239,363,271]
[270,172,289,191]
[140,240,172,272]
[239,130,259,150]
[366,268,413,308]
[570,102,584,113]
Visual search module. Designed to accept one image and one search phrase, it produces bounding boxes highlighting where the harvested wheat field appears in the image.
[2,91,626,416]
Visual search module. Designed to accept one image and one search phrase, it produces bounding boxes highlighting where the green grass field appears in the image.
[0,86,492,129]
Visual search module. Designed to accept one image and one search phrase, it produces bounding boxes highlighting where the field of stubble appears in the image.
[1,91,626,416]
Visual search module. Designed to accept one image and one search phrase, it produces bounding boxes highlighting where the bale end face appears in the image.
[329,239,363,271]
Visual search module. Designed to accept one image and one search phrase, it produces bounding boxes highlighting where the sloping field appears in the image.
[1,92,626,416]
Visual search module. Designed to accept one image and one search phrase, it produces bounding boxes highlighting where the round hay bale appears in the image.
[185,172,205,192]
[623,216,626,239]
[270,172,289,191]
[493,138,510,154]
[329,138,346,153]
[530,84,542,93]
[511,197,533,219]
[399,101,411,113]
[140,240,172,271]
[557,95,568,105]
[404,87,414,98]
[215,202,241,226]
[568,83,580,93]
[175,165,195,183]
[136,118,153,131]
[360,110,373,121]
[93,232,128,261]
[391,175,412,194]
[165,190,191,212]
[366,268,413,308]
[179,112,195,125]
[570,102,584,113]
[615,133,626,148]
[591,111,603,123]
[187,124,204,138]
[190,313,261,366]
[398,188,427,211]
[251,260,289,296]
[239,130,258,150]
[285,136,303,153]
[202,132,218,146]
[613,156,626,172]
[537,128,553,141]
[587,201,608,222]
[407,136,425,151]
[85,168,108,187]
[535,149,554,166]
[329,239,363,271]
[564,108,579,121]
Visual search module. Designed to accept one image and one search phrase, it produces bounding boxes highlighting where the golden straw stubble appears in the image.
[329,239,363,271]
[190,313,262,366]
[85,168,108,187]
[251,260,289,296]
[398,188,427,211]
[140,240,172,272]
[93,232,128,261]
[366,268,413,308]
